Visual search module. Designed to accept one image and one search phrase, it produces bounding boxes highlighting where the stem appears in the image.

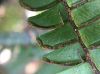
[59,0,100,73]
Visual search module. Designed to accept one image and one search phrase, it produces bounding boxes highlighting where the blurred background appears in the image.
[0,0,52,74]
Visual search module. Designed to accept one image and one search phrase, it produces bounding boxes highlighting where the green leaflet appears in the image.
[57,63,94,74]
[71,0,100,27]
[79,19,100,48]
[19,0,59,11]
[37,22,77,48]
[66,0,80,7]
[36,63,69,74]
[58,3,68,21]
[89,49,100,71]
[43,42,85,65]
[28,5,63,28]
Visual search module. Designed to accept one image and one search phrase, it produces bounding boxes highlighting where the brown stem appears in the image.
[59,0,100,73]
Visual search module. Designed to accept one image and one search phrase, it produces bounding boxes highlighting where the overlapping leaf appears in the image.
[57,63,94,74]
[90,48,100,71]
[20,0,100,74]
[71,0,100,27]
[79,19,100,47]
[28,5,63,28]
[19,0,59,11]
[43,42,85,65]
[36,63,69,74]
[66,0,81,7]
[37,22,77,48]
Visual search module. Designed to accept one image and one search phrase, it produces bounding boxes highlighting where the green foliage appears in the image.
[36,63,69,74]
[38,22,77,48]
[19,0,59,11]
[71,0,100,27]
[79,20,100,47]
[90,49,100,71]
[28,5,62,28]
[66,0,81,7]
[57,63,94,74]
[19,0,100,74]
[43,42,85,64]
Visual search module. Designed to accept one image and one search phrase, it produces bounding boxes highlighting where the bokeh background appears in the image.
[0,0,53,74]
